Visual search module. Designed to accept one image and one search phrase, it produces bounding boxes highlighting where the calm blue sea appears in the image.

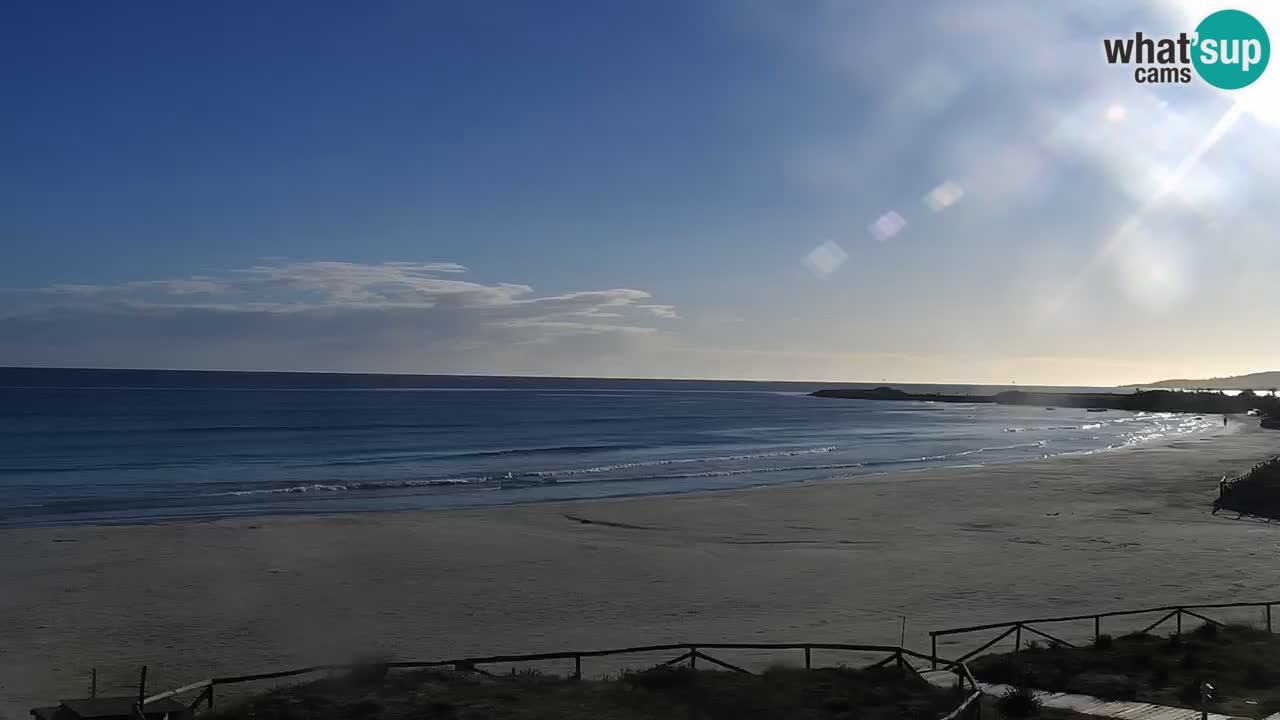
[0,369,1215,527]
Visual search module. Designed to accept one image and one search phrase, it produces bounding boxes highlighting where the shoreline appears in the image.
[1,413,1237,532]
[2,419,1275,715]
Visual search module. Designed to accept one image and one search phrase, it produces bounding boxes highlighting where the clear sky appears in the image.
[4,0,1280,385]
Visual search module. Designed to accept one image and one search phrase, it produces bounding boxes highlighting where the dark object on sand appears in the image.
[30,697,190,720]
[1262,415,1280,430]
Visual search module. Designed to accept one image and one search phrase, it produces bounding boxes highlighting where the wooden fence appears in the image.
[929,600,1280,669]
[138,642,980,719]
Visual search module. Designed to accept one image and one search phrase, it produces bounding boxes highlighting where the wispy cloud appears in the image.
[637,304,680,319]
[0,262,678,372]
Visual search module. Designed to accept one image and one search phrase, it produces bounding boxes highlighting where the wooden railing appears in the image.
[139,642,981,719]
[929,600,1280,668]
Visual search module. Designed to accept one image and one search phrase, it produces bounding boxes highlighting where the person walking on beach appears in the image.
[1224,414,1228,427]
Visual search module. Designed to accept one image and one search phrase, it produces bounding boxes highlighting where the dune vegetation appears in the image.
[970,624,1280,718]
[1216,456,1280,518]
[206,663,972,720]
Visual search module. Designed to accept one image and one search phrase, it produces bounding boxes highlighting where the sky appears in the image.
[4,0,1280,386]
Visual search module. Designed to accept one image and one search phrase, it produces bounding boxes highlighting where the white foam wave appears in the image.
[525,446,839,477]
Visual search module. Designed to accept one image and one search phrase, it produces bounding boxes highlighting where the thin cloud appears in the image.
[637,304,680,319]
[0,261,678,371]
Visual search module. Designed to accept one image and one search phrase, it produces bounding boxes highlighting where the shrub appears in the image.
[973,656,1028,686]
[348,657,390,687]
[1076,674,1138,700]
[1246,662,1277,688]
[624,665,699,691]
[1126,653,1153,671]
[1092,634,1113,650]
[1193,622,1220,641]
[996,686,1042,719]
[340,700,381,719]
[823,697,852,713]
[1150,662,1171,690]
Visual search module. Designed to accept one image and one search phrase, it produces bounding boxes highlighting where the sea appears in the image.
[0,368,1218,527]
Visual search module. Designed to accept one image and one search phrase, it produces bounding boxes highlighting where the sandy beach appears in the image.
[2,421,1277,717]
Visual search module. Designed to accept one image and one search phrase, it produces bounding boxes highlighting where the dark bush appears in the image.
[340,700,381,719]
[972,656,1027,686]
[348,660,389,687]
[996,686,1042,719]
[1071,673,1138,700]
[1246,662,1277,688]
[625,665,699,691]
[423,701,457,719]
[823,697,852,713]
[1126,652,1153,671]
[1150,662,1171,690]
[1193,623,1220,641]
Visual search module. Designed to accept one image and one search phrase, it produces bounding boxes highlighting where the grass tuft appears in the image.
[996,686,1042,719]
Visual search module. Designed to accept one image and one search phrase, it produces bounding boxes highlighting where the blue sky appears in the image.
[4,0,1280,384]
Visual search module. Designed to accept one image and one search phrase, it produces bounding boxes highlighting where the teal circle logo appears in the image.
[1192,9,1270,89]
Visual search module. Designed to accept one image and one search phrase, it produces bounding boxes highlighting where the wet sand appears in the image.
[2,421,1277,716]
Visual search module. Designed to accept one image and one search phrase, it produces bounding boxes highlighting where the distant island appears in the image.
[1127,370,1280,391]
[812,386,1280,416]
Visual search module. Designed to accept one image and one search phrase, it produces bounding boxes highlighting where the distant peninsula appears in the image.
[811,386,1280,416]
[1126,371,1280,391]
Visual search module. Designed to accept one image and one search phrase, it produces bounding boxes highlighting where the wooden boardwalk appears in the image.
[920,670,1260,720]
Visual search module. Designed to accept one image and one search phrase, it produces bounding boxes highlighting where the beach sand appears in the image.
[2,421,1277,716]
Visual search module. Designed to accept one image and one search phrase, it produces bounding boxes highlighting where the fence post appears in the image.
[690,646,697,669]
[1014,623,1022,651]
[931,635,938,670]
[804,646,811,670]
[1268,604,1273,633]
[90,668,97,699]
[1177,609,1183,635]
[574,655,582,680]
[138,666,147,706]
[1094,616,1100,641]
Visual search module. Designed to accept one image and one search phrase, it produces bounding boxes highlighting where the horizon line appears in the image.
[0,364,1189,388]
